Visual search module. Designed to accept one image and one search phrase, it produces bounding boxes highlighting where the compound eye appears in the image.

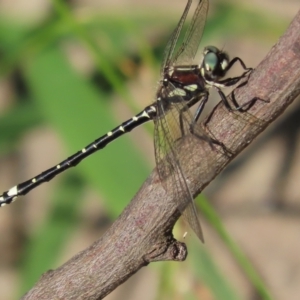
[204,45,219,55]
[202,47,229,79]
[204,52,219,73]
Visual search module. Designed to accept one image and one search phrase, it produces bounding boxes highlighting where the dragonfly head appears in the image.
[200,46,229,81]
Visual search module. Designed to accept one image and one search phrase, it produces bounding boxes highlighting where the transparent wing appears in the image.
[161,0,193,73]
[161,0,209,74]
[154,83,209,241]
[172,0,208,65]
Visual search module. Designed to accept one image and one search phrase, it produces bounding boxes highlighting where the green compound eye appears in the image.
[204,52,219,72]
[201,46,230,78]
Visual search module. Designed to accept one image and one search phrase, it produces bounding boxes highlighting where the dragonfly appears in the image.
[0,0,253,242]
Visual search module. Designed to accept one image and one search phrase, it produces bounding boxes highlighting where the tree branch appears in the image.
[22,10,300,300]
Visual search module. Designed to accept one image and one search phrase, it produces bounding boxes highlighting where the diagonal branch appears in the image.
[22,9,300,300]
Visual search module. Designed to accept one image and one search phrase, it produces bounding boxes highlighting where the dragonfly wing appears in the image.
[182,198,204,242]
[172,0,209,65]
[154,83,206,241]
[161,0,193,74]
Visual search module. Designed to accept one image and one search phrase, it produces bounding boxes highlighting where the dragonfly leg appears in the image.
[226,56,253,75]
[216,57,253,88]
[230,81,270,112]
[216,70,251,88]
[178,95,206,136]
[188,93,233,157]
[191,91,209,126]
[215,80,269,113]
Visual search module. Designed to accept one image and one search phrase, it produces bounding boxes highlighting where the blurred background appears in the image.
[0,0,298,299]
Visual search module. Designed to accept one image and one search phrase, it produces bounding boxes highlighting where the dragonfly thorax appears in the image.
[200,46,230,81]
